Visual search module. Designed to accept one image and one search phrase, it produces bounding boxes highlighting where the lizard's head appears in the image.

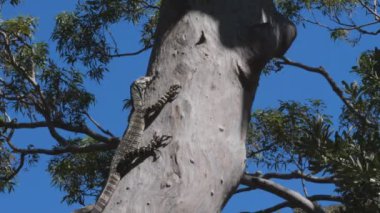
[134,76,153,90]
[132,76,154,98]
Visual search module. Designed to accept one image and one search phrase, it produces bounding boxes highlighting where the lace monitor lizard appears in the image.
[91,76,180,213]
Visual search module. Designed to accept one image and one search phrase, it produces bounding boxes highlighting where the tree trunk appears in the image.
[104,0,296,212]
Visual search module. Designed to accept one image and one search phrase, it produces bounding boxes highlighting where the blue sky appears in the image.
[0,1,379,213]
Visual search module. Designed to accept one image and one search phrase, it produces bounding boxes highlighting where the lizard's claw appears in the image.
[152,132,172,148]
[167,84,181,101]
[149,132,171,161]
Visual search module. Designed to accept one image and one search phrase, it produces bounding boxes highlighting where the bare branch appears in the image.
[241,174,323,213]
[12,143,116,155]
[358,0,380,20]
[84,112,115,138]
[47,127,69,146]
[354,27,380,35]
[4,130,117,156]
[0,120,49,129]
[108,45,152,58]
[375,0,378,16]
[234,187,257,194]
[254,201,295,213]
[251,171,337,184]
[0,120,117,143]
[301,17,380,35]
[254,195,343,213]
[301,18,334,31]
[278,57,375,127]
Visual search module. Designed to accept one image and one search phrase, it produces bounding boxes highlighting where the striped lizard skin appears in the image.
[91,76,180,213]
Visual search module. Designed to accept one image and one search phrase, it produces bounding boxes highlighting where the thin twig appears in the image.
[254,195,343,213]
[4,129,117,156]
[296,158,309,197]
[250,171,337,184]
[375,0,378,16]
[84,112,115,137]
[0,120,117,143]
[358,0,380,20]
[108,45,152,58]
[10,142,117,155]
[278,57,375,127]
[235,187,258,194]
[241,174,320,213]
[249,142,276,156]
[302,17,380,35]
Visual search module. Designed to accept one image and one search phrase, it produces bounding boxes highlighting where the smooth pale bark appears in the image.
[104,0,296,212]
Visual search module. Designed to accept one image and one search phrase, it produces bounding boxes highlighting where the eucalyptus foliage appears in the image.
[276,0,379,42]
[248,49,380,211]
[52,0,160,80]
[48,138,113,205]
[0,0,379,211]
[0,0,158,202]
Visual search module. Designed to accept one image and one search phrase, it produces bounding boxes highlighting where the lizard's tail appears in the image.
[92,173,120,213]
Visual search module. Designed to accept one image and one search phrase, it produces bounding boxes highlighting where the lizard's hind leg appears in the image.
[143,132,172,161]
[127,132,172,161]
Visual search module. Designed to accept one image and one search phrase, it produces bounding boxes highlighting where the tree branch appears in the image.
[108,45,152,58]
[249,142,277,156]
[0,120,117,143]
[278,57,374,127]
[302,17,380,36]
[13,143,116,155]
[0,153,25,182]
[255,195,343,213]
[234,187,258,194]
[236,171,336,196]
[250,171,337,184]
[240,174,323,213]
[84,112,115,138]
[1,29,70,146]
[47,126,69,146]
[358,0,380,20]
[4,130,117,156]
[261,170,337,184]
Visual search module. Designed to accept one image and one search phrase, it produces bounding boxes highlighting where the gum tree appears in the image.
[0,0,378,212]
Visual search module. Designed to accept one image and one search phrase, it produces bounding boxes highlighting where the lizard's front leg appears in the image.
[145,84,181,115]
[123,132,172,161]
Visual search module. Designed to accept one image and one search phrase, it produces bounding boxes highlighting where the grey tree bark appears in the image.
[104,0,296,212]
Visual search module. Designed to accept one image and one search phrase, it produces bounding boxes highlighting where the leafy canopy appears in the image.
[0,0,159,205]
[0,0,379,211]
[248,49,380,211]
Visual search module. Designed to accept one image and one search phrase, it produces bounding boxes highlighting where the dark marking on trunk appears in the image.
[236,63,250,91]
[195,31,206,45]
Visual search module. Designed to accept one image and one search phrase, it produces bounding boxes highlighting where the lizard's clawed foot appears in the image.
[167,84,181,101]
[148,132,172,160]
[151,132,172,148]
